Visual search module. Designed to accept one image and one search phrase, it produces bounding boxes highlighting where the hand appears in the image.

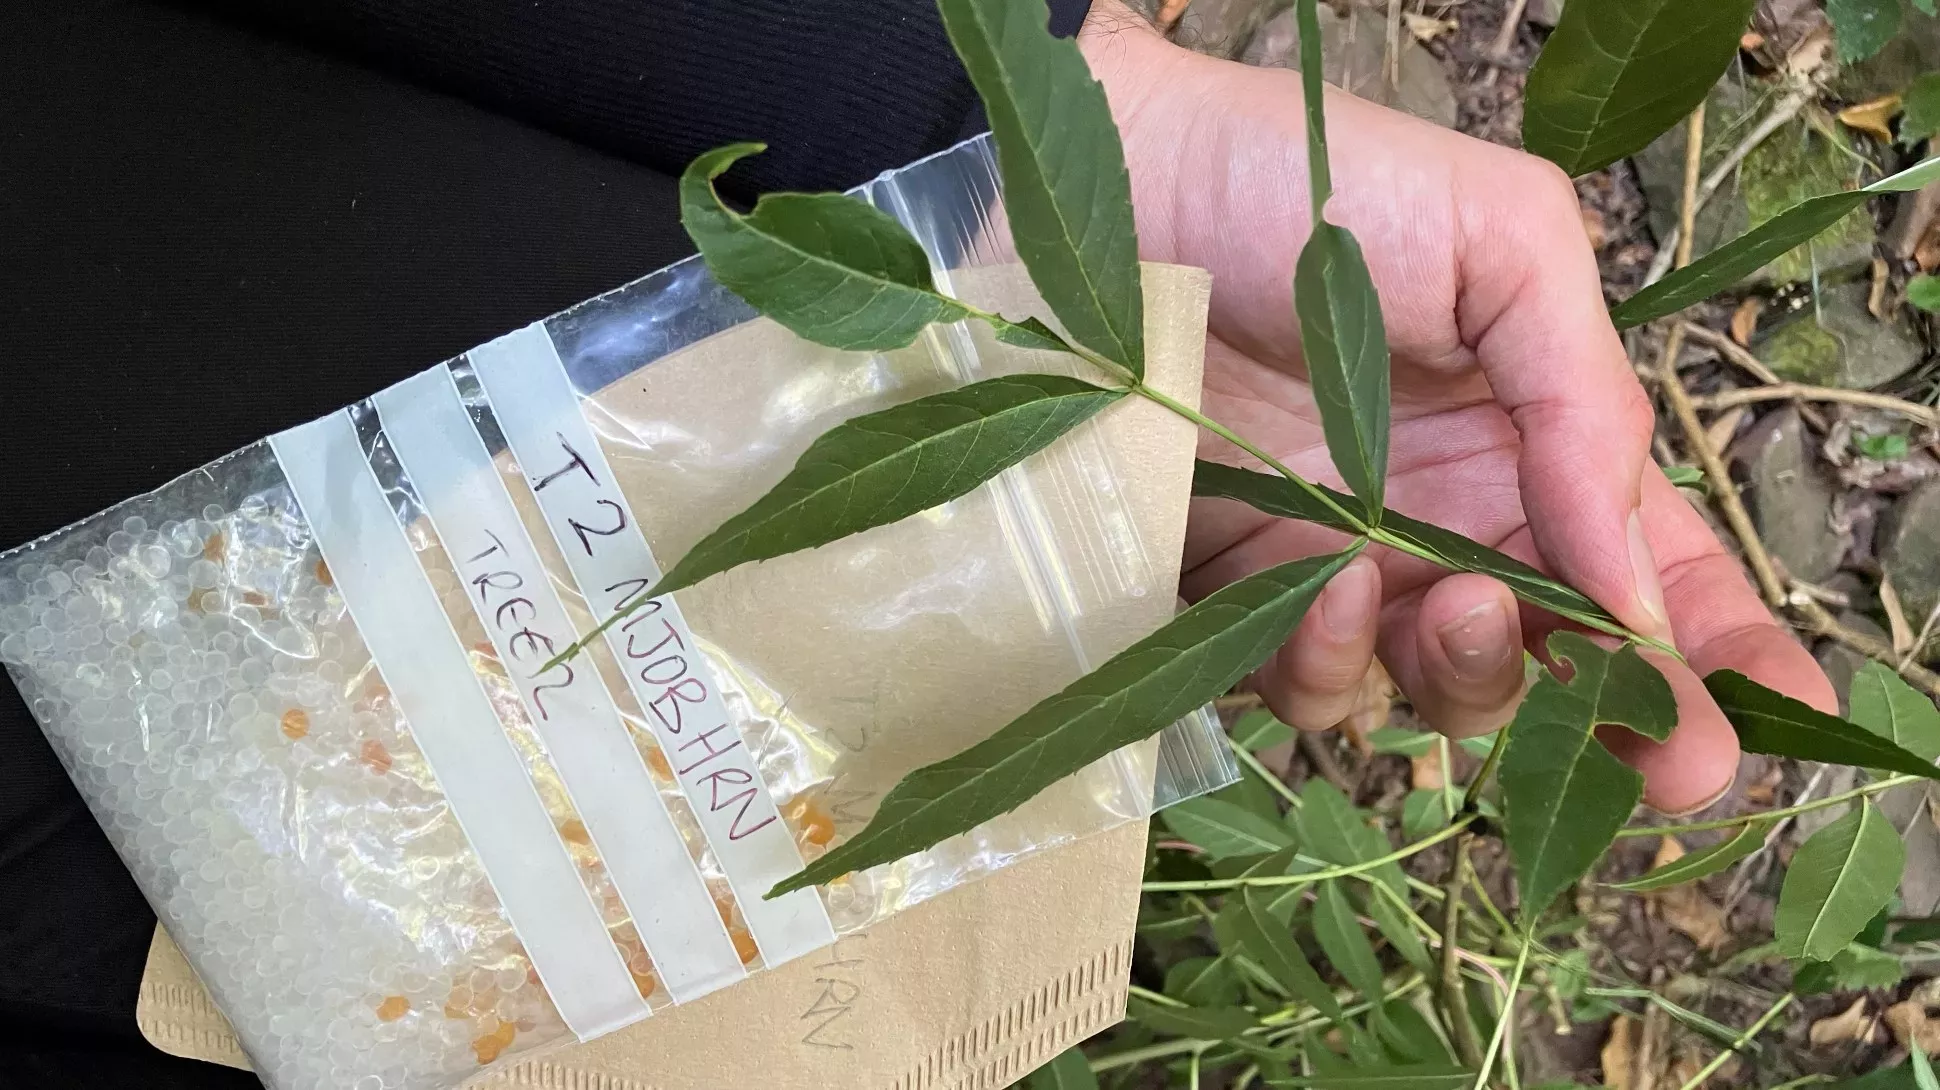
[1079,8,1835,814]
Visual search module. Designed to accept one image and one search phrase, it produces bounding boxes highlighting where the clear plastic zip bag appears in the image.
[0,134,1237,1090]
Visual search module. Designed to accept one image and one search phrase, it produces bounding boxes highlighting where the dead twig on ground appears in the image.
[1488,0,1529,59]
[1654,106,1789,608]
[1689,384,1940,429]
[1792,596,1940,695]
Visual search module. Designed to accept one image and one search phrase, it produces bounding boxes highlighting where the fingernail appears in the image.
[1319,560,1374,642]
[1627,510,1671,638]
[1654,772,1736,818]
[1437,600,1511,682]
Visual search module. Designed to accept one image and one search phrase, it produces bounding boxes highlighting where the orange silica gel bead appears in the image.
[645,746,672,780]
[280,708,309,740]
[729,927,761,966]
[375,995,409,1022]
[558,819,591,846]
[202,532,225,562]
[471,1020,517,1065]
[360,739,392,774]
[314,558,333,586]
[785,796,837,847]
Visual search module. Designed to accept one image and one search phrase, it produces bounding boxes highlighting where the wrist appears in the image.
[1077,0,1194,258]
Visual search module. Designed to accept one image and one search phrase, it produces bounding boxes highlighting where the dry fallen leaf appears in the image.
[1404,12,1459,41]
[1839,94,1904,144]
[1884,574,1916,655]
[1581,205,1608,250]
[1333,661,1393,759]
[1730,297,1764,345]
[1888,997,1940,1053]
[1412,744,1445,790]
[1647,837,1730,950]
[1812,997,1875,1046]
[1602,1014,1636,1090]
[1706,406,1749,454]
[1741,30,1767,50]
[1870,256,1893,320]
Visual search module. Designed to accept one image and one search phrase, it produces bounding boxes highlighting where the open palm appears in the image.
[1081,8,1834,814]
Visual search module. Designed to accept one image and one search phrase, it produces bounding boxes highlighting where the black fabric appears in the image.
[0,0,1092,1085]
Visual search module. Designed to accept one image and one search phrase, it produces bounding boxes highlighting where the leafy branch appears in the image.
[540,0,1940,1081]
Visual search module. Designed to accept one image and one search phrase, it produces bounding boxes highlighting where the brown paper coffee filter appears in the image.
[136,263,1212,1088]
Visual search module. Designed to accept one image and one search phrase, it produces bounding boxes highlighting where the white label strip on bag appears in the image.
[373,367,747,1004]
[269,411,649,1041]
[470,323,838,969]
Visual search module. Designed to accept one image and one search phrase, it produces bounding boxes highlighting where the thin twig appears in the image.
[1488,0,1530,59]
[1653,108,1790,607]
[1143,814,1478,891]
[1720,765,1826,917]
[1387,0,1405,90]
[1616,773,1922,837]
[1676,322,1783,385]
[1689,384,1940,428]
[1439,831,1487,1069]
[1672,993,1795,1090]
[1643,86,1813,287]
[1472,935,1534,1090]
[1792,597,1940,695]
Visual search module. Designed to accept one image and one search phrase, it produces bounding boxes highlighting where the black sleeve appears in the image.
[0,0,1091,1085]
[184,0,1097,199]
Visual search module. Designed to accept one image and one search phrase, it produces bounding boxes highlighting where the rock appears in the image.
[1528,0,1566,28]
[1743,408,1847,584]
[1635,80,1875,284]
[1171,0,1284,59]
[1816,610,1890,714]
[1758,281,1925,388]
[1242,5,1458,128]
[1882,479,1940,624]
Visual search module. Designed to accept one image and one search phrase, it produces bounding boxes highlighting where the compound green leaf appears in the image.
[1296,223,1392,518]
[1265,1065,1474,1089]
[1501,633,1678,922]
[1828,0,1902,62]
[1906,73,1940,147]
[681,143,970,350]
[1128,996,1262,1042]
[770,547,1361,895]
[1235,707,1297,752]
[1522,0,1759,176]
[647,374,1122,604]
[1611,157,1940,329]
[1164,796,1296,860]
[1706,669,1940,782]
[1776,802,1905,961]
[1232,885,1344,1022]
[1915,1043,1940,1090]
[1402,789,1448,842]
[1295,780,1431,971]
[1369,727,1437,758]
[1313,880,1386,1002]
[937,0,1144,376]
[1165,956,1245,1007]
[1609,823,1767,892]
[1794,943,1905,995]
[1376,999,1455,1064]
[1850,661,1940,763]
[1911,273,1940,313]
[1191,461,1628,640]
[1026,1045,1100,1090]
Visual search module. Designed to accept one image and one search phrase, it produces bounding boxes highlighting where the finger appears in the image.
[1454,157,1671,643]
[1641,470,1837,714]
[1254,556,1382,731]
[1379,573,1527,739]
[1595,649,1742,815]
